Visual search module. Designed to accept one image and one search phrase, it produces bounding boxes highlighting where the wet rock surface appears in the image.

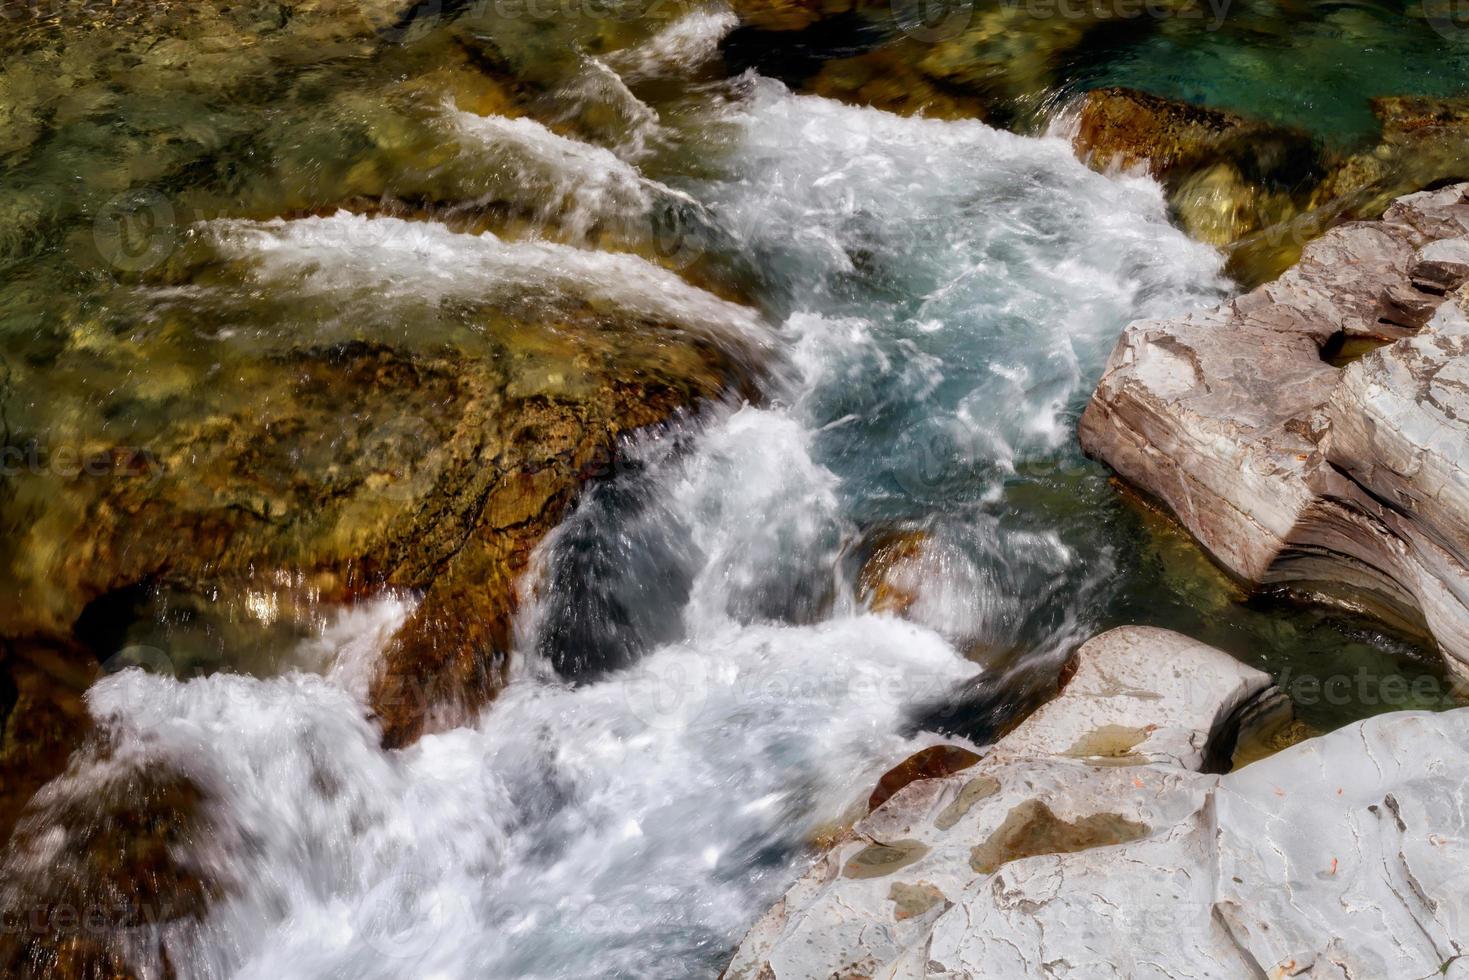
[726,626,1469,979]
[1073,87,1323,249]
[1074,88,1469,285]
[0,641,96,847]
[1,267,761,760]
[0,0,775,815]
[1081,183,1469,677]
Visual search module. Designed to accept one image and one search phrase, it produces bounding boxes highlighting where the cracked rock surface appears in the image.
[1079,183,1469,675]
[724,626,1469,979]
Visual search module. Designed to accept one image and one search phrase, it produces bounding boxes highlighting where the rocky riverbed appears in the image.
[730,170,1469,980]
[1,1,1468,978]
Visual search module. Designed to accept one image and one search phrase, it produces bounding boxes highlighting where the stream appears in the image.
[2,2,1466,977]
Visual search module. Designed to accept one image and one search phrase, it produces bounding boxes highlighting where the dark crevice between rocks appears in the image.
[720,13,888,87]
[72,583,157,665]
[1225,685,1315,771]
[1319,329,1392,367]
[1322,460,1418,525]
[1201,683,1290,775]
[904,655,1066,750]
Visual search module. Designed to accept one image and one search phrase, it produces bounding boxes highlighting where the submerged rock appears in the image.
[1074,89,1469,285]
[0,215,768,779]
[0,749,220,980]
[727,3,1188,127]
[1073,87,1323,251]
[1080,183,1469,676]
[1231,95,1469,285]
[1314,96,1469,216]
[725,626,1293,978]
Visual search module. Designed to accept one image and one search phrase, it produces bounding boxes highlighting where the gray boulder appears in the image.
[1079,183,1469,675]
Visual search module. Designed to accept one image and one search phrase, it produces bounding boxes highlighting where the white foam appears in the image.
[700,79,1225,463]
[57,611,974,980]
[608,8,739,83]
[205,212,770,356]
[451,108,657,232]
[552,58,665,161]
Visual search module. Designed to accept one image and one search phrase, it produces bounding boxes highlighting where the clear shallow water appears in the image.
[2,6,1465,979]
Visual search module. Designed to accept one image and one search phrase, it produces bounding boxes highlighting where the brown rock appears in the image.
[0,640,96,846]
[1074,87,1259,178]
[1074,87,1322,256]
[1,221,766,800]
[1377,280,1444,330]
[867,744,981,811]
[856,528,929,617]
[1297,96,1469,274]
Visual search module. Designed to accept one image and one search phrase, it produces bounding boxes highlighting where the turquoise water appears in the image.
[1074,0,1469,144]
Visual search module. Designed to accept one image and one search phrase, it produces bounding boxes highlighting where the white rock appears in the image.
[725,628,1469,980]
[725,627,1275,980]
[994,625,1271,771]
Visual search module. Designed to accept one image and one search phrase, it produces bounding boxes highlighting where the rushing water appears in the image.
[3,4,1465,978]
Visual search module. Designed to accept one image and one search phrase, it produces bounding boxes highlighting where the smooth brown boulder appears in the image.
[0,215,768,789]
[867,744,981,812]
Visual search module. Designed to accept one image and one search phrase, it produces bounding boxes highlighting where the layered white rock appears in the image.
[1079,183,1469,674]
[993,625,1271,771]
[725,627,1469,980]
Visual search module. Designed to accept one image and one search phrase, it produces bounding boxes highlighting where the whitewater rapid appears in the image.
[11,23,1230,979]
